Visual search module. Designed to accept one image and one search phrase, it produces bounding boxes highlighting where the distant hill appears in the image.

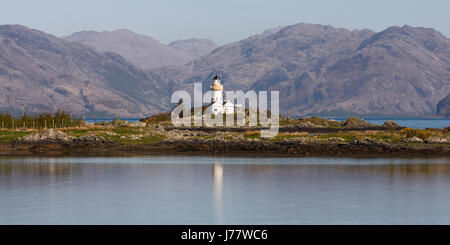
[148,23,450,116]
[169,38,217,58]
[437,94,450,117]
[64,30,216,69]
[0,25,171,117]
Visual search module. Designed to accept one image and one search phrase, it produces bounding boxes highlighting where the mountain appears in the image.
[0,25,170,117]
[149,24,450,116]
[279,25,450,116]
[437,94,450,117]
[168,38,217,58]
[64,30,216,70]
[1,23,449,118]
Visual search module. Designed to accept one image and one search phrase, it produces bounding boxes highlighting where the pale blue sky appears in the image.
[1,0,449,45]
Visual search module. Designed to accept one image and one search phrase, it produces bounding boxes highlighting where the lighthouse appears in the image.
[211,75,223,104]
[207,75,235,115]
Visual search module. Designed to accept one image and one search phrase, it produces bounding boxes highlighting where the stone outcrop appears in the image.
[383,120,401,128]
[13,129,111,145]
[340,117,376,128]
[16,129,75,144]
[437,94,450,117]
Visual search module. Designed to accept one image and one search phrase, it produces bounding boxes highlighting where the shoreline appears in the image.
[2,116,448,159]
[2,140,450,158]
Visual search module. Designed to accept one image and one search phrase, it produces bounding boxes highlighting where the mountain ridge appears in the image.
[0,23,449,117]
[0,24,170,117]
[148,23,450,116]
[64,30,217,70]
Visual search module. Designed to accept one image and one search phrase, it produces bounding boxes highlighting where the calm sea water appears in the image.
[327,117,450,129]
[86,118,450,129]
[2,156,450,224]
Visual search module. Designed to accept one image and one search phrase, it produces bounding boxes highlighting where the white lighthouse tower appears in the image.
[211,75,223,104]
[206,75,235,115]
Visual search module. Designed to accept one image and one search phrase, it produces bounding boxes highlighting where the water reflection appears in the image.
[212,164,224,224]
[2,156,450,224]
[2,157,450,177]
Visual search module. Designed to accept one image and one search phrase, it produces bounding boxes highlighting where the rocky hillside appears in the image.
[168,38,217,58]
[437,94,450,117]
[279,25,450,116]
[0,25,170,117]
[64,30,216,69]
[149,24,450,116]
[1,23,449,117]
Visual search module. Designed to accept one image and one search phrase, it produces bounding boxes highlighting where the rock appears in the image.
[401,137,423,143]
[341,117,376,128]
[156,125,166,132]
[14,129,75,144]
[76,134,110,144]
[297,121,324,128]
[424,137,449,144]
[14,129,111,145]
[328,137,345,142]
[127,122,147,127]
[383,120,401,128]
[106,131,118,136]
[296,117,340,128]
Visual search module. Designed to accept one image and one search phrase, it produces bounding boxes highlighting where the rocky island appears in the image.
[1,116,449,157]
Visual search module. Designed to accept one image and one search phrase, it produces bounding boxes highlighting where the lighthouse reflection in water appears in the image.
[213,163,224,224]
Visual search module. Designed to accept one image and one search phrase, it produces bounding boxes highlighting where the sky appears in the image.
[0,0,449,45]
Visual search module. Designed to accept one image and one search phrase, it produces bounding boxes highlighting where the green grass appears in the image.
[272,134,310,141]
[63,128,107,137]
[243,131,260,139]
[317,133,355,141]
[0,130,32,143]
[65,126,166,144]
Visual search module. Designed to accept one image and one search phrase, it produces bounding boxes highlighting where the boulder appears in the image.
[14,129,75,144]
[341,117,376,128]
[401,137,423,143]
[383,120,401,128]
[75,134,110,144]
[424,137,449,144]
[14,129,111,145]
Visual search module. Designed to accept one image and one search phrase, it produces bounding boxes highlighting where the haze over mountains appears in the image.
[64,30,217,69]
[0,23,449,117]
